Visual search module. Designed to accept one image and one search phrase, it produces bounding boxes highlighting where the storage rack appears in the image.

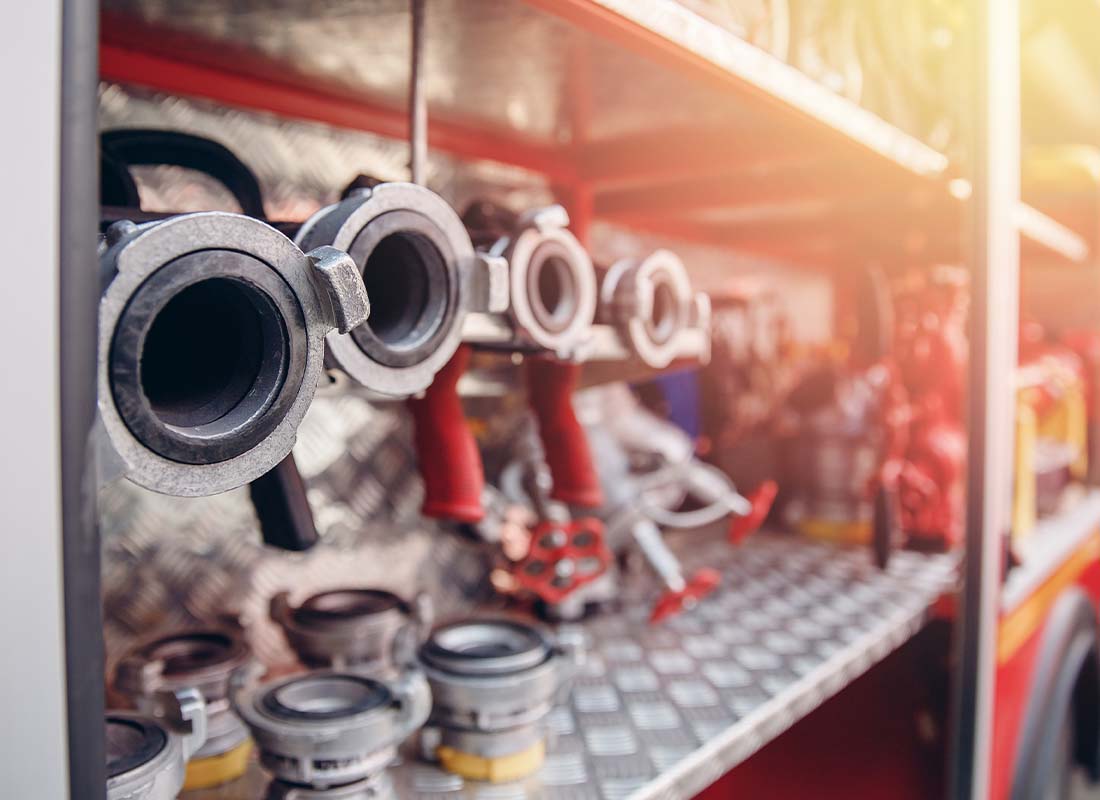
[17,0,1100,797]
[182,530,958,800]
[98,0,1086,267]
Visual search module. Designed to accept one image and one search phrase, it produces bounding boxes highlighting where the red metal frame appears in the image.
[989,534,1100,798]
[99,12,575,184]
[97,3,957,259]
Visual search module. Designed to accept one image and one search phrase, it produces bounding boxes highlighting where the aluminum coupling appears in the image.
[295,182,508,399]
[111,625,257,789]
[106,688,207,800]
[99,212,369,497]
[234,668,431,792]
[483,205,597,360]
[599,249,710,369]
[271,588,432,675]
[418,617,580,782]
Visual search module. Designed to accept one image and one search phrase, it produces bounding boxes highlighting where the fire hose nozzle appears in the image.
[490,204,598,361]
[98,212,368,497]
[599,249,703,369]
[467,202,603,508]
[295,182,501,399]
[296,183,510,522]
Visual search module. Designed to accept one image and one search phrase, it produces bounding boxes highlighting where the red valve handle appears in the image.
[512,517,611,605]
[649,568,721,624]
[727,480,778,544]
[525,358,604,508]
[406,345,485,523]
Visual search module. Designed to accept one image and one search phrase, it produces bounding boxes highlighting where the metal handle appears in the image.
[525,358,604,508]
[406,345,485,522]
[391,670,433,742]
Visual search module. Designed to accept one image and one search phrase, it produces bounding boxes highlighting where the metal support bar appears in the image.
[949,0,1020,797]
[409,0,427,185]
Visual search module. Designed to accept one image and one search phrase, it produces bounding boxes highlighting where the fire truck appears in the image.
[4,1,1100,799]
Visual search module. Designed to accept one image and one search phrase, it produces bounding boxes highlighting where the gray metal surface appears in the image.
[108,689,208,800]
[100,0,745,146]
[181,533,955,800]
[99,0,947,177]
[949,0,1020,796]
[97,213,366,496]
[97,83,555,224]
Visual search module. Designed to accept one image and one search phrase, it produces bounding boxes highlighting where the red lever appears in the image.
[525,358,604,508]
[406,345,485,523]
[512,517,611,605]
[649,568,721,624]
[727,480,778,544]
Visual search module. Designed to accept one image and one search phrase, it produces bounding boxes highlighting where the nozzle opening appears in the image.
[105,716,167,778]
[421,619,550,675]
[109,249,308,465]
[348,213,459,368]
[647,278,680,345]
[527,247,579,335]
[262,674,391,720]
[141,631,238,677]
[361,232,443,346]
[298,589,403,622]
[141,278,277,429]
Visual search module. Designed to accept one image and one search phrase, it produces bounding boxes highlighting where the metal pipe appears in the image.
[98,214,368,497]
[409,0,427,185]
[948,0,1020,796]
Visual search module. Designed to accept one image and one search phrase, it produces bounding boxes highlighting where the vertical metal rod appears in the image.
[409,0,427,185]
[60,0,107,795]
[948,0,1020,797]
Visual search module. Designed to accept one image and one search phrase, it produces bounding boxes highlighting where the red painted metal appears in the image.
[573,127,810,187]
[99,13,574,186]
[696,624,949,800]
[592,160,887,216]
[511,517,611,605]
[727,480,778,545]
[520,0,944,183]
[525,359,604,509]
[989,554,1100,798]
[407,346,486,523]
[649,567,721,624]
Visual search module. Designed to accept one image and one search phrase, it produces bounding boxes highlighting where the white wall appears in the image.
[0,3,71,799]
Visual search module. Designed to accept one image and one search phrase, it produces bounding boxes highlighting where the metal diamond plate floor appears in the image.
[184,533,956,800]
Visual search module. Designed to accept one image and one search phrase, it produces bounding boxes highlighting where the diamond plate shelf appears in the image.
[184,533,956,800]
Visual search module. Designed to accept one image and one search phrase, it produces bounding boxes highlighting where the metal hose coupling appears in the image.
[296,182,507,523]
[111,624,258,790]
[418,617,582,782]
[271,588,432,675]
[233,667,431,796]
[106,688,207,800]
[599,249,711,369]
[466,203,604,508]
[474,204,597,360]
[98,212,369,497]
[295,182,507,398]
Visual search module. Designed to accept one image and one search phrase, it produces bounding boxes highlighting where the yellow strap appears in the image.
[436,740,546,783]
[798,517,870,545]
[182,739,253,790]
[1014,401,1038,542]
